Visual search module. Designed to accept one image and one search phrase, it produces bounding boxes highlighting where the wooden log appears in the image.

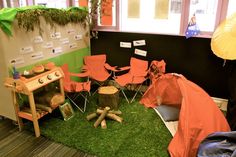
[50,94,65,109]
[86,112,97,121]
[101,119,107,129]
[98,86,119,110]
[106,113,123,123]
[94,107,110,128]
[96,108,122,115]
[35,104,52,113]
[34,92,65,109]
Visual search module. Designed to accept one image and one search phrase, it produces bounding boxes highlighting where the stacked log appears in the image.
[86,107,123,129]
[34,92,65,109]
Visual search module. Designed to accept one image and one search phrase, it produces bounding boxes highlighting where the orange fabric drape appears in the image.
[140,73,230,157]
[101,0,113,26]
[79,0,88,7]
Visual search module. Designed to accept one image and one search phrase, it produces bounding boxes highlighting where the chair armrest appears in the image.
[133,70,148,77]
[104,63,118,71]
[81,65,88,72]
[69,71,90,78]
[117,66,130,71]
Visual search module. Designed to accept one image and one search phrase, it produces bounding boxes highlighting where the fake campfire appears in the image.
[86,107,123,129]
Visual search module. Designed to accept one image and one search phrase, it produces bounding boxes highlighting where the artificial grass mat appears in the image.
[32,94,172,157]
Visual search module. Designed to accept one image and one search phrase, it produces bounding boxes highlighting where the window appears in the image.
[34,0,67,8]
[95,0,119,30]
[120,0,182,35]
[188,0,218,32]
[227,0,236,17]
[19,0,27,7]
[0,0,235,38]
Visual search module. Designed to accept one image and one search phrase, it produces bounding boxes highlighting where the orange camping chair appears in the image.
[61,64,91,113]
[114,57,148,103]
[82,54,118,93]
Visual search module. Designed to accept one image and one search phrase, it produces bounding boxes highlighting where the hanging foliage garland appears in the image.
[0,1,102,38]
[16,7,89,36]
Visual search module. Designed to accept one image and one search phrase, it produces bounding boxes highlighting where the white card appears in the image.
[31,52,44,60]
[52,47,62,54]
[133,40,146,46]
[120,42,132,48]
[134,49,147,57]
[74,34,83,40]
[43,42,53,49]
[20,46,34,54]
[50,32,61,39]
[32,36,43,43]
[60,38,69,44]
[69,43,78,49]
[9,57,25,65]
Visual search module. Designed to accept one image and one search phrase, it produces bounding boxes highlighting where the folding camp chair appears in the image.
[82,54,118,94]
[61,64,91,113]
[114,57,148,103]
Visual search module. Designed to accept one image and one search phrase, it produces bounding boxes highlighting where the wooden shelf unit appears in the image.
[4,67,65,137]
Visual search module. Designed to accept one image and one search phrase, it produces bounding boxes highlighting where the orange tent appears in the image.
[140,73,230,157]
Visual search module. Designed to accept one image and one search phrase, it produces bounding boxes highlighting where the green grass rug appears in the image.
[34,94,172,157]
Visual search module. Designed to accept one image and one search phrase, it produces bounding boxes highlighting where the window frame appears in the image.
[94,0,231,39]
[0,0,232,38]
[93,0,120,31]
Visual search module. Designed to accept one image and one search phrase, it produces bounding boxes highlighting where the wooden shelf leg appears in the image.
[11,91,23,131]
[28,93,40,137]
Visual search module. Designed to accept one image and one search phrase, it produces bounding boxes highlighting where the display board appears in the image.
[0,16,90,120]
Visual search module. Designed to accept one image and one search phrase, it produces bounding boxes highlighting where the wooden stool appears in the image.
[98,86,119,110]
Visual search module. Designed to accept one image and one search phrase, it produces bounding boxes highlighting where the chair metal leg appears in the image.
[130,84,142,103]
[121,89,129,103]
[83,94,87,113]
[66,94,84,113]
[65,92,89,113]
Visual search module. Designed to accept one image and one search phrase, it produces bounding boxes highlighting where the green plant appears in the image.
[16,7,89,36]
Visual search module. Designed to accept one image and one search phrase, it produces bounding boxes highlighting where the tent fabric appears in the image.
[140,73,182,107]
[140,73,230,157]
[197,131,236,157]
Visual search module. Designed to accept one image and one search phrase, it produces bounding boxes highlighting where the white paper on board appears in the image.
[20,46,34,54]
[31,52,44,60]
[60,38,70,44]
[50,32,61,39]
[134,49,147,57]
[43,42,53,49]
[133,40,146,46]
[120,42,132,48]
[51,47,62,54]
[69,43,78,49]
[74,34,83,40]
[9,57,25,65]
[32,36,43,43]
